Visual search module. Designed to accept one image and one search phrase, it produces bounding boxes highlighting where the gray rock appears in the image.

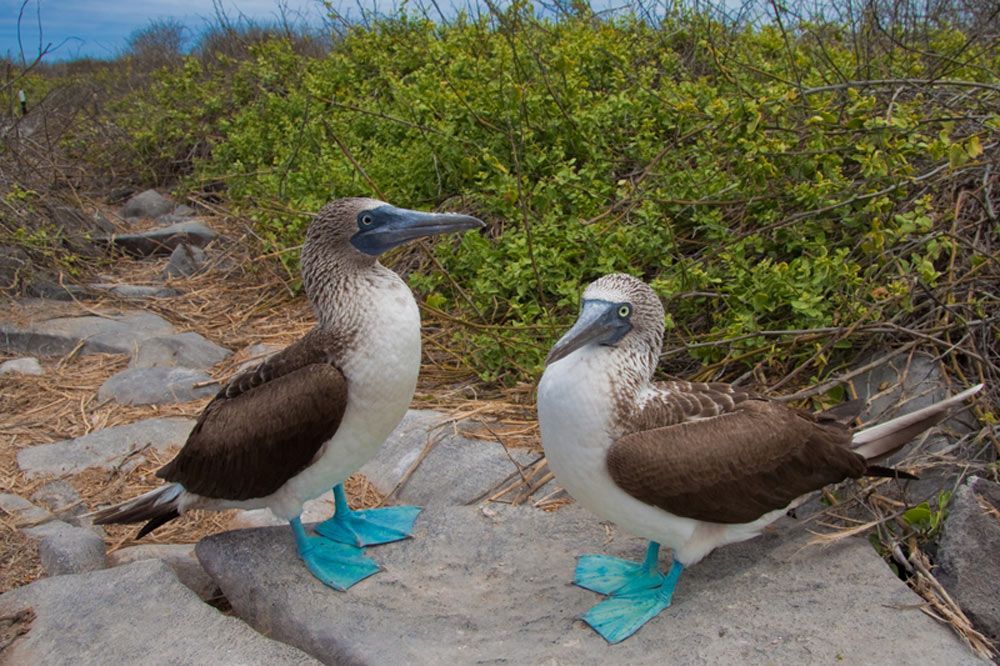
[121,189,174,219]
[1,311,174,356]
[163,243,207,278]
[937,476,1000,643]
[32,521,107,576]
[30,480,86,522]
[235,342,283,374]
[91,210,117,233]
[133,331,231,369]
[0,356,43,375]
[17,417,195,479]
[0,493,54,526]
[104,221,219,257]
[0,559,322,666]
[85,283,181,300]
[98,366,218,405]
[108,543,218,601]
[196,504,982,665]
[360,409,544,506]
[173,203,196,217]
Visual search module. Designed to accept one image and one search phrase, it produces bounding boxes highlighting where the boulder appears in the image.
[121,189,174,219]
[107,543,218,602]
[0,560,322,665]
[163,243,207,278]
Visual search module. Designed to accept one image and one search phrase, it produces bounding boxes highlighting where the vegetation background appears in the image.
[2,0,997,402]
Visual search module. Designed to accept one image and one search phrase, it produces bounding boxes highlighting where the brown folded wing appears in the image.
[156,331,349,500]
[607,393,867,524]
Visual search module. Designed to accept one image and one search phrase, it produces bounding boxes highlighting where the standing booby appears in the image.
[537,273,983,643]
[93,198,484,590]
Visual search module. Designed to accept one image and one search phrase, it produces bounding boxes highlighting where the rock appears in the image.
[0,357,44,375]
[17,417,195,479]
[1,311,175,357]
[104,221,219,257]
[936,476,1000,644]
[133,331,231,369]
[360,409,544,506]
[108,544,218,602]
[85,283,181,300]
[0,559,322,665]
[162,243,206,278]
[121,189,174,219]
[198,504,985,665]
[235,342,283,374]
[173,203,196,217]
[30,480,86,523]
[91,210,117,233]
[31,521,107,576]
[0,493,54,526]
[98,366,218,405]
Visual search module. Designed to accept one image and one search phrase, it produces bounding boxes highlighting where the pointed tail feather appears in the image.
[851,383,983,462]
[89,484,184,538]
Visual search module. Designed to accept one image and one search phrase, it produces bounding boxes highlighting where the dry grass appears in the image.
[0,204,532,595]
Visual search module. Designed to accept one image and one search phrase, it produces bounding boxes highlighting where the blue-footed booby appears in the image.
[537,273,983,643]
[93,198,484,590]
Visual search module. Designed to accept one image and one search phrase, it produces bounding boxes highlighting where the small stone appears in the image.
[0,494,54,527]
[163,243,207,278]
[98,366,218,405]
[133,332,231,369]
[30,480,85,522]
[91,210,117,233]
[108,544,218,601]
[121,189,174,219]
[32,521,107,576]
[0,357,44,375]
[16,417,195,479]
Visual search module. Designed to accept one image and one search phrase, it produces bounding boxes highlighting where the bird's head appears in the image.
[545,273,665,366]
[304,197,485,267]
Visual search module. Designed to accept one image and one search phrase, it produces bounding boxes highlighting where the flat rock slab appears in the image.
[133,331,231,369]
[1,311,174,356]
[86,283,181,300]
[0,559,322,666]
[104,221,219,257]
[196,504,981,665]
[98,366,218,405]
[17,417,195,479]
[360,410,544,505]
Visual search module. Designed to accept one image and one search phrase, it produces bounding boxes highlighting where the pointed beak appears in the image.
[545,300,631,365]
[351,205,485,256]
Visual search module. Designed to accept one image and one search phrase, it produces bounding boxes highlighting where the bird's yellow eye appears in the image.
[361,214,373,226]
[618,305,631,318]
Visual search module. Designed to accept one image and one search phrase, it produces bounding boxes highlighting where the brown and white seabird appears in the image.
[537,273,983,642]
[92,197,484,590]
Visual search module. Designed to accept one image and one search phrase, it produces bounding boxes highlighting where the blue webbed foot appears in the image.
[574,542,684,644]
[290,518,380,591]
[314,484,421,547]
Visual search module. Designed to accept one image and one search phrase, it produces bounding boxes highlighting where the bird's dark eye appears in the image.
[361,213,373,226]
[618,304,631,318]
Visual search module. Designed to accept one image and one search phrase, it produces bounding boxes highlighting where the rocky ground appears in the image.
[1,191,998,664]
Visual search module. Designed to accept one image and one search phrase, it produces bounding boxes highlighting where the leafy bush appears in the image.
[19,1,1000,389]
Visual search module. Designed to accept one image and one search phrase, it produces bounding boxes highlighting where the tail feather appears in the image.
[852,383,983,462]
[90,484,184,538]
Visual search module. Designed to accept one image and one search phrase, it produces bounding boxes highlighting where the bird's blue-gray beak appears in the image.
[350,205,485,256]
[545,299,633,365]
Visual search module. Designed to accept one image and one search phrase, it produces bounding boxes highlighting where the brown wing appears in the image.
[156,331,349,500]
[607,390,867,524]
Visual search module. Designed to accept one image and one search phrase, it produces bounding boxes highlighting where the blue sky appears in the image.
[2,0,335,61]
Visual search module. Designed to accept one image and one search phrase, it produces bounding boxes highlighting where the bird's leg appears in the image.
[575,541,685,643]
[290,517,380,591]
[314,483,421,547]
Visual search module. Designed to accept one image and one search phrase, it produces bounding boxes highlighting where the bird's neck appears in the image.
[305,256,399,330]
